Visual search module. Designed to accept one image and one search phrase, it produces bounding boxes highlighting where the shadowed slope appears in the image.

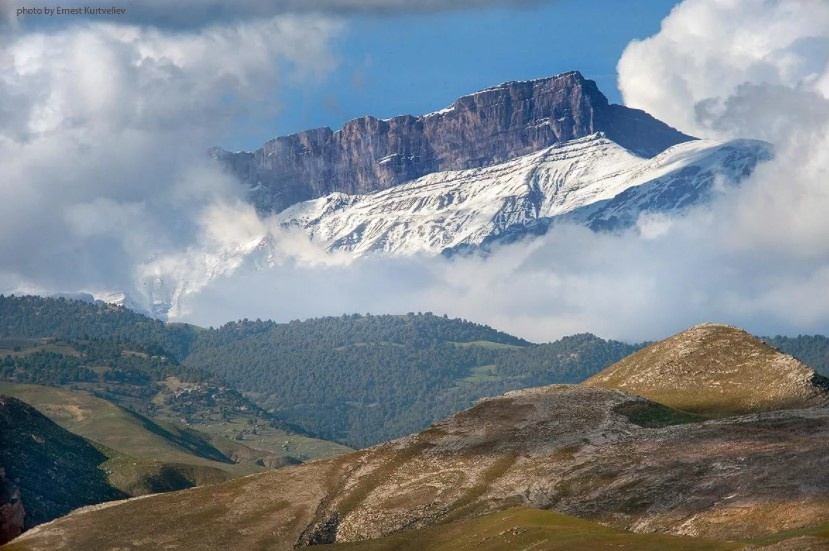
[0,383,234,468]
[0,391,241,545]
[0,396,127,543]
[584,323,829,416]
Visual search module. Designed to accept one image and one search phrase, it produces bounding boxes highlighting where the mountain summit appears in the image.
[585,323,829,415]
[215,71,694,213]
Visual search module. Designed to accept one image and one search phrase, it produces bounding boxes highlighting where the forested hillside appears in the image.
[764,334,829,375]
[5,295,829,448]
[0,294,196,360]
[0,336,256,424]
[184,315,642,446]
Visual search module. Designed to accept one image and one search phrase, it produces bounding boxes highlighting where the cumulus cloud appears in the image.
[618,0,829,259]
[0,15,342,313]
[618,0,829,139]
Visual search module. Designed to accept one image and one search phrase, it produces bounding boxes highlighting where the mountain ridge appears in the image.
[274,134,770,256]
[214,71,695,213]
[18,73,763,318]
[6,295,829,448]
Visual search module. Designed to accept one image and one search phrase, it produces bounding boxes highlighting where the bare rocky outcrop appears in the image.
[300,512,340,546]
[215,71,694,213]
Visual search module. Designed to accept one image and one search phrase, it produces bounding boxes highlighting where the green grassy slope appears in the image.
[95,450,231,496]
[0,335,351,465]
[320,507,745,551]
[0,395,126,532]
[748,521,829,549]
[0,392,236,545]
[0,383,234,468]
[0,383,349,476]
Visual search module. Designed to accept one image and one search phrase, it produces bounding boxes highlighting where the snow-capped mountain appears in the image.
[215,69,768,259]
[43,72,770,320]
[275,134,771,256]
[214,71,694,213]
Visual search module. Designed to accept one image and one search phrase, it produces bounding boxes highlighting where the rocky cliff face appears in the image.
[215,71,694,213]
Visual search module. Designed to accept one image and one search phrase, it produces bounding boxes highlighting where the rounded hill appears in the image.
[584,323,829,415]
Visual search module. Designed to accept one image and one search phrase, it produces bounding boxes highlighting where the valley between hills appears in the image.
[2,297,829,549]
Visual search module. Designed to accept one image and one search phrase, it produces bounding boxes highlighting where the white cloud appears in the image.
[174,190,829,343]
[618,0,829,262]
[617,0,829,139]
[0,15,342,309]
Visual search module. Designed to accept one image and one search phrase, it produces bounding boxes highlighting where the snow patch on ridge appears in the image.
[276,134,771,257]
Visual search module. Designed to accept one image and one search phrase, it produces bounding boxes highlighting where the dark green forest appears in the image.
[763,335,829,375]
[0,337,208,388]
[184,316,642,445]
[0,294,196,359]
[3,295,829,448]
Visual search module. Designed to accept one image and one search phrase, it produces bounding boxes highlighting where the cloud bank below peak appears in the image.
[0,14,343,314]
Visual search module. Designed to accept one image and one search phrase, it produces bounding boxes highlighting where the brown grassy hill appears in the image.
[321,507,746,551]
[584,323,829,415]
[6,381,829,550]
[321,507,829,551]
